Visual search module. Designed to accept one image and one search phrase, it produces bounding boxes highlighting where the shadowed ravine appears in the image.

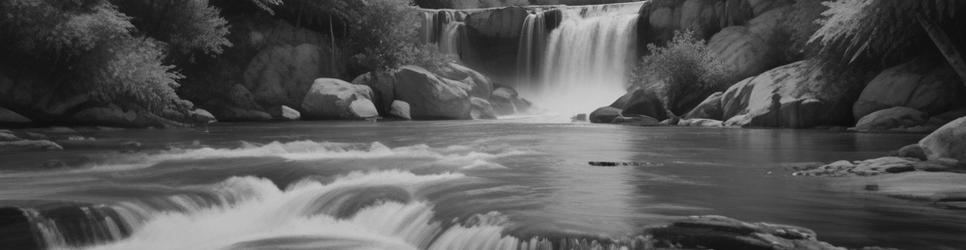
[2,121,966,249]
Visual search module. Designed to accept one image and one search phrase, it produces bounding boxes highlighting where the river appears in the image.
[1,120,964,249]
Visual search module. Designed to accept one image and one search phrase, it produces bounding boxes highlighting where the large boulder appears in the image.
[438,63,493,99]
[722,60,862,128]
[590,106,622,124]
[301,78,378,120]
[465,7,528,39]
[390,100,412,120]
[853,59,965,120]
[0,107,31,126]
[648,215,843,250]
[243,44,338,108]
[919,117,966,163]
[351,71,396,115]
[393,66,472,120]
[615,89,668,121]
[684,92,724,120]
[853,107,929,132]
[470,97,497,120]
[708,26,776,81]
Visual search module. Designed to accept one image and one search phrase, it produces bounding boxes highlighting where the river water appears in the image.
[1,120,964,249]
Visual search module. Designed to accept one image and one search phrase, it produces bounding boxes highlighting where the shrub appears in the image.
[0,0,133,59]
[112,0,232,56]
[79,37,185,113]
[631,31,733,116]
[775,0,826,61]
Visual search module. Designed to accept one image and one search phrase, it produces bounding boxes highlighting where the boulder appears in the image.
[438,63,493,99]
[266,105,301,121]
[708,26,776,81]
[470,97,497,120]
[684,92,724,120]
[243,44,339,108]
[678,118,724,127]
[465,7,528,39]
[853,59,964,120]
[393,66,472,120]
[648,215,843,250]
[919,117,966,163]
[722,60,861,128]
[490,87,518,115]
[613,115,660,126]
[896,144,928,161]
[351,71,396,115]
[590,106,622,124]
[0,107,31,125]
[300,78,378,120]
[72,105,144,127]
[853,107,928,132]
[616,89,668,120]
[390,100,412,120]
[188,109,217,124]
[204,99,273,122]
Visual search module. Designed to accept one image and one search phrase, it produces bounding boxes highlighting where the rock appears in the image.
[853,107,928,132]
[438,63,493,99]
[0,140,62,152]
[243,44,339,108]
[919,116,966,163]
[490,86,519,116]
[589,106,622,124]
[465,7,528,39]
[853,59,964,120]
[470,97,497,120]
[684,92,724,120]
[0,107,31,125]
[616,89,668,120]
[647,215,844,250]
[301,78,378,120]
[896,144,928,161]
[708,26,776,80]
[612,115,660,126]
[72,105,156,128]
[678,118,724,127]
[280,105,300,120]
[188,109,217,124]
[572,113,587,122]
[794,157,918,177]
[351,71,396,115]
[393,66,472,120]
[722,60,861,128]
[390,100,412,120]
[204,99,273,122]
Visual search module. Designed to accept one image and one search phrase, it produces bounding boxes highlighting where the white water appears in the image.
[520,3,642,116]
[421,10,465,58]
[516,12,547,85]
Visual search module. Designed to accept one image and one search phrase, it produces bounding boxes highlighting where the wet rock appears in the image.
[188,109,216,124]
[853,107,928,132]
[203,99,273,122]
[612,115,660,126]
[616,89,668,121]
[589,106,622,124]
[491,86,529,116]
[0,140,62,152]
[394,66,472,120]
[470,97,497,120]
[71,104,156,128]
[919,116,966,163]
[647,215,843,250]
[684,91,724,120]
[390,100,412,120]
[794,157,918,177]
[0,107,31,126]
[301,78,378,120]
[678,118,724,127]
[722,60,861,128]
[853,58,964,120]
[0,207,41,249]
[438,63,493,100]
[352,71,396,115]
[465,7,528,39]
[896,144,928,161]
[708,26,776,81]
[280,105,300,121]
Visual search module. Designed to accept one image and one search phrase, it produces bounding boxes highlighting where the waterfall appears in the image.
[421,10,466,58]
[518,3,643,116]
[516,12,547,84]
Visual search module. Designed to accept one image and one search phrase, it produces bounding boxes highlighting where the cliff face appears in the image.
[415,0,639,9]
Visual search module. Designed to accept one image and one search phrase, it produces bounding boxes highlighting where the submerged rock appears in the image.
[393,66,472,120]
[188,109,216,124]
[647,215,844,250]
[853,107,929,132]
[615,89,667,121]
[678,118,724,127]
[300,78,378,120]
[919,116,966,163]
[612,115,660,126]
[794,157,919,177]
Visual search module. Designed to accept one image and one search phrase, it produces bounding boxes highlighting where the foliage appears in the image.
[809,0,965,64]
[631,31,733,115]
[112,0,232,56]
[0,0,133,58]
[405,44,458,73]
[79,38,185,113]
[774,0,826,61]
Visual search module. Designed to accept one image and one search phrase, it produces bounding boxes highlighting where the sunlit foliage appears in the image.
[631,31,733,115]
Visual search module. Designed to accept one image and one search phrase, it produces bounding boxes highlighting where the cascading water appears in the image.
[516,12,547,85]
[421,10,466,58]
[518,3,643,116]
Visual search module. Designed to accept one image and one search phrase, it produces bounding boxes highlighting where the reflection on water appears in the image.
[0,121,963,249]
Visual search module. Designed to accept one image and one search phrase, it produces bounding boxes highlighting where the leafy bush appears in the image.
[631,31,733,115]
[112,0,232,56]
[0,0,133,58]
[79,38,185,113]
[774,0,826,61]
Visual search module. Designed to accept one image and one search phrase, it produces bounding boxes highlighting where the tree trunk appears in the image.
[918,15,966,88]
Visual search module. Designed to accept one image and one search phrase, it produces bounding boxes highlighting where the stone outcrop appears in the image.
[300,78,378,120]
[390,100,412,120]
[721,60,862,128]
[243,44,334,108]
[853,59,965,120]
[647,215,844,250]
[465,7,528,39]
[0,107,31,126]
[613,89,668,121]
[393,66,473,120]
[684,91,724,120]
[438,63,494,100]
[589,106,622,123]
[470,97,497,119]
[352,71,397,115]
[919,116,966,163]
[852,107,929,132]
[708,26,776,80]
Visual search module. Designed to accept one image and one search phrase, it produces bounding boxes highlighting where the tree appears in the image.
[79,37,186,113]
[809,0,966,86]
[111,0,232,56]
[631,31,733,115]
